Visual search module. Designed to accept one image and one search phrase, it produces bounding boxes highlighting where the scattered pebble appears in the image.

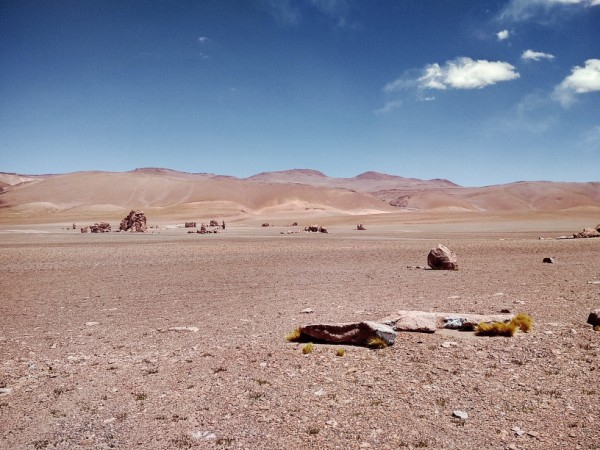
[588,281,600,285]
[542,257,555,264]
[0,388,12,395]
[441,341,457,348]
[300,308,314,314]
[167,326,199,333]
[85,322,99,327]
[190,431,216,440]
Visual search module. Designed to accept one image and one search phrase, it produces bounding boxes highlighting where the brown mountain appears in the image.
[1,168,599,224]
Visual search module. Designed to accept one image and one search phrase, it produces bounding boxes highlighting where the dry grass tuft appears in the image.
[286,328,302,342]
[511,312,533,332]
[302,343,314,354]
[594,325,600,332]
[367,337,388,349]
[476,321,517,337]
[335,348,346,357]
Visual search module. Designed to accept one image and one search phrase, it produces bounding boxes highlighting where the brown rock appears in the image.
[543,257,555,263]
[427,244,458,270]
[587,309,600,327]
[573,227,600,238]
[357,224,366,231]
[185,222,196,228]
[119,210,148,232]
[80,227,89,233]
[209,220,219,227]
[299,321,396,346]
[90,222,111,233]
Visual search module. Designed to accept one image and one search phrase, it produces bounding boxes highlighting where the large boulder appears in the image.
[427,244,458,270]
[573,227,600,239]
[380,310,514,333]
[587,309,600,327]
[299,321,396,347]
[120,210,147,232]
[90,222,111,233]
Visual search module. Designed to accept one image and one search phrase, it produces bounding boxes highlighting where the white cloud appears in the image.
[418,57,520,90]
[497,29,510,40]
[500,0,600,22]
[521,49,555,61]
[553,59,600,106]
[198,36,209,44]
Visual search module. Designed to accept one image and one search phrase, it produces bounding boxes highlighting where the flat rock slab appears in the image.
[380,310,514,333]
[299,321,396,346]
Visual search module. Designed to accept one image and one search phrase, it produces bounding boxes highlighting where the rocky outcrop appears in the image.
[573,227,600,238]
[299,321,396,346]
[305,225,328,233]
[119,210,147,232]
[90,222,111,233]
[587,309,600,327]
[185,222,196,228]
[209,220,219,227]
[427,244,458,270]
[380,310,514,333]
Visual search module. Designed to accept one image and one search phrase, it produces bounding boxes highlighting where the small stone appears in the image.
[85,322,99,327]
[168,326,199,333]
[103,417,116,424]
[587,309,600,327]
[500,309,511,314]
[190,431,216,440]
[587,281,600,285]
[314,388,326,397]
[441,341,457,348]
[542,257,555,264]
[526,431,539,438]
[0,388,12,395]
[326,419,338,427]
[300,308,314,314]
[452,410,468,420]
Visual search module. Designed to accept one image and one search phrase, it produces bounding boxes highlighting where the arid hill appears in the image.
[1,168,599,223]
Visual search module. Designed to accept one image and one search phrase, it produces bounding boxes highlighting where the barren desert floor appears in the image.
[1,217,599,449]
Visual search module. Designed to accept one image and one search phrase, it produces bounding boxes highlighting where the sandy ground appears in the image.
[1,216,599,449]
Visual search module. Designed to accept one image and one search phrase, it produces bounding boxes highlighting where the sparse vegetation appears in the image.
[594,325,600,332]
[307,427,320,435]
[511,312,533,332]
[335,348,346,357]
[286,328,302,342]
[476,313,534,337]
[367,336,388,349]
[302,343,314,354]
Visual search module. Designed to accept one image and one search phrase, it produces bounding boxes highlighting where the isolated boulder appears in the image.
[543,257,556,264]
[427,244,458,270]
[380,310,514,333]
[573,227,600,239]
[119,210,147,232]
[587,309,600,327]
[299,321,396,347]
[90,222,111,233]
[357,224,366,231]
[209,220,219,227]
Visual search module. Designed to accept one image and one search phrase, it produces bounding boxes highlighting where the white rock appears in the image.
[452,410,468,420]
[300,308,314,314]
[0,388,12,395]
[190,431,216,440]
[85,322,99,327]
[168,326,199,333]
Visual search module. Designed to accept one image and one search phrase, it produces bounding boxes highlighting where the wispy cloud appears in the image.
[198,36,209,44]
[374,100,403,115]
[497,29,510,40]
[521,49,555,61]
[553,59,600,107]
[260,0,355,27]
[488,91,558,134]
[261,0,302,25]
[500,0,600,22]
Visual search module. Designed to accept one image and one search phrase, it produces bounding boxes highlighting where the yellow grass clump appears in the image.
[476,313,534,337]
[302,343,315,354]
[335,348,346,357]
[367,337,388,349]
[511,312,533,333]
[286,328,302,342]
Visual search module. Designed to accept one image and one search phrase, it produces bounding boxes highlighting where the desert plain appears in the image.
[1,170,599,449]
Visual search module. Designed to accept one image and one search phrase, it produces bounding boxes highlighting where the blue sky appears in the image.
[1,0,599,186]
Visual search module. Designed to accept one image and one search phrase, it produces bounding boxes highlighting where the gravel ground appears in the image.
[1,227,599,449]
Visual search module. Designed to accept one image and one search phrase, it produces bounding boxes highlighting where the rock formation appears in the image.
[80,227,88,233]
[357,224,366,230]
[427,244,458,270]
[185,222,196,228]
[90,222,111,233]
[209,220,219,227]
[298,321,396,347]
[573,227,600,238]
[380,310,514,333]
[119,210,147,232]
[305,225,328,233]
